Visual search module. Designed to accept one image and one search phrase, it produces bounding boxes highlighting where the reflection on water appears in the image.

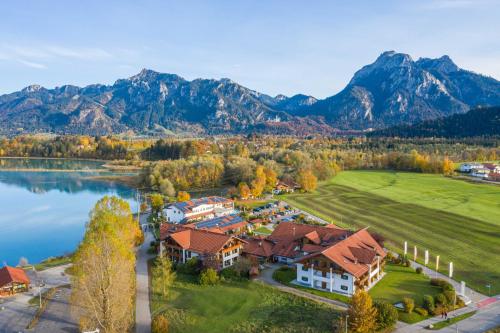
[0,158,137,266]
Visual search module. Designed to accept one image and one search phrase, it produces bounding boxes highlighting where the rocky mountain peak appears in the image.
[21,84,45,93]
[416,55,459,73]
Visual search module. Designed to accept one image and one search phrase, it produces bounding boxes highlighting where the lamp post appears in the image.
[345,314,349,333]
[486,284,491,296]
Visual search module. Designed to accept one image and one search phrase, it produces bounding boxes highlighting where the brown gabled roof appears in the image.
[160,223,189,240]
[168,229,244,254]
[242,237,274,258]
[297,228,386,278]
[0,266,30,287]
[268,222,349,244]
[483,163,499,171]
[302,243,325,253]
[304,231,321,245]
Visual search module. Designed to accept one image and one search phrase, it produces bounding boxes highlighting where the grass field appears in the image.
[283,171,500,295]
[151,273,339,333]
[370,264,441,305]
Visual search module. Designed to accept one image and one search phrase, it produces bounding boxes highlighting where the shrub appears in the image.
[199,268,219,286]
[177,257,201,275]
[456,296,465,307]
[430,278,455,292]
[443,290,456,304]
[416,267,423,274]
[375,301,398,329]
[403,297,415,313]
[404,258,411,267]
[423,295,435,313]
[435,293,447,305]
[385,252,395,262]
[220,268,240,281]
[414,307,428,316]
[152,314,169,333]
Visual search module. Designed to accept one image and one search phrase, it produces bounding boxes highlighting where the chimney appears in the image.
[258,241,262,247]
[293,226,296,237]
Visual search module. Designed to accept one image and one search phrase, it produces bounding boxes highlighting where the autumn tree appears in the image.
[150,193,164,216]
[237,182,251,199]
[296,169,318,192]
[176,191,190,202]
[264,167,278,192]
[348,290,378,333]
[152,256,176,297]
[442,157,455,175]
[251,165,266,197]
[71,196,141,333]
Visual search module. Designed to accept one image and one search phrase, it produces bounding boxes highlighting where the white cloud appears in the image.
[45,46,113,60]
[17,59,47,69]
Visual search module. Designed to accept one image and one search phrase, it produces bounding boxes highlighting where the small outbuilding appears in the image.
[0,266,30,296]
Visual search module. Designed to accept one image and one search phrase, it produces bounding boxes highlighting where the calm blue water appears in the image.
[0,158,137,266]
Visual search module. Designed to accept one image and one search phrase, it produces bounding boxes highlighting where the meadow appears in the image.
[151,273,339,333]
[283,171,500,295]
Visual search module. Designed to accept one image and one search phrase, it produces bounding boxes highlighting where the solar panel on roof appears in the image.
[194,215,243,229]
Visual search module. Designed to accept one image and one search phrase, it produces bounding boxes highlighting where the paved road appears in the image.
[0,294,36,333]
[395,295,500,333]
[255,264,348,310]
[32,286,78,333]
[135,229,155,333]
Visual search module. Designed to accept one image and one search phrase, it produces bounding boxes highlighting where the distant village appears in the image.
[459,162,500,182]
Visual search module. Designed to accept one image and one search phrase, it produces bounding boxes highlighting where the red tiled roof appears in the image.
[0,266,30,287]
[302,243,325,253]
[242,237,274,258]
[297,228,386,278]
[304,231,321,245]
[160,223,189,240]
[268,222,349,244]
[483,163,498,171]
[167,229,244,254]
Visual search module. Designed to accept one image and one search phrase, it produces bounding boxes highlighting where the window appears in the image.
[341,274,349,280]
[186,251,191,258]
[340,285,348,291]
[301,276,308,282]
[224,260,231,266]
[301,265,308,271]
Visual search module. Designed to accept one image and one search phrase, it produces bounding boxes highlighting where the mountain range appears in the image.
[0,51,499,136]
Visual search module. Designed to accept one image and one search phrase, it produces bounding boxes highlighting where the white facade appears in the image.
[222,247,240,268]
[295,259,382,296]
[471,168,490,179]
[459,163,482,173]
[165,201,235,223]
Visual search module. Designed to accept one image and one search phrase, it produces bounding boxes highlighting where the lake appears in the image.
[0,158,137,266]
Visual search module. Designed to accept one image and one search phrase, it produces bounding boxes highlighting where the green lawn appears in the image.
[151,273,339,333]
[370,264,441,305]
[283,171,500,294]
[254,226,272,235]
[34,256,72,271]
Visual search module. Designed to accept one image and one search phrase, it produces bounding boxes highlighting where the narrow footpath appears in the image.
[135,229,155,333]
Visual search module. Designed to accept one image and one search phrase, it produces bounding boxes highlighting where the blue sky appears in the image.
[1,0,499,98]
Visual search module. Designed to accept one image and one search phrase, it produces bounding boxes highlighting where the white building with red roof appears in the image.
[295,228,386,296]
[164,196,235,223]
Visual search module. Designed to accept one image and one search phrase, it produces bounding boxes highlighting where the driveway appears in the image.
[135,229,155,333]
[255,264,348,310]
[31,286,78,333]
[0,293,36,333]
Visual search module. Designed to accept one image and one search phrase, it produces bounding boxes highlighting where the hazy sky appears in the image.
[1,0,499,98]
